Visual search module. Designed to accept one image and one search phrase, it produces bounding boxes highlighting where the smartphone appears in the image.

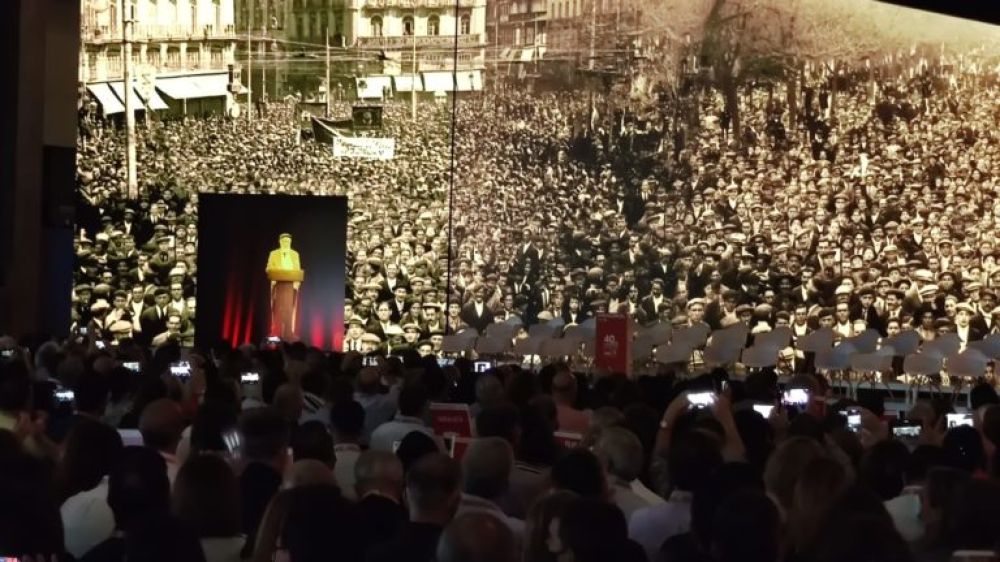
[946,413,974,428]
[437,357,455,368]
[266,336,281,344]
[55,388,75,404]
[782,388,810,407]
[240,372,261,384]
[95,340,107,349]
[687,391,717,408]
[0,349,13,359]
[362,355,379,367]
[80,326,88,335]
[845,408,862,432]
[892,422,921,439]
[752,404,774,418]
[123,361,141,373]
[170,361,192,379]
[473,360,494,374]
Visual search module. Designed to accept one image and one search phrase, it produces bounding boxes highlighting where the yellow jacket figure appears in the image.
[266,234,304,341]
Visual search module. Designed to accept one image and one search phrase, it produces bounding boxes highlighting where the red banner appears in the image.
[596,313,631,375]
[429,402,475,437]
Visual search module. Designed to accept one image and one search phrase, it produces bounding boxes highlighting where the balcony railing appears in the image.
[134,24,238,41]
[82,24,237,43]
[356,33,485,49]
[360,0,481,8]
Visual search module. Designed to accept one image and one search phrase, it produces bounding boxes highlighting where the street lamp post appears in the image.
[122,0,138,199]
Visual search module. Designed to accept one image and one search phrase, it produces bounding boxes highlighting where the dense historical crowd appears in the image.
[70,50,1000,373]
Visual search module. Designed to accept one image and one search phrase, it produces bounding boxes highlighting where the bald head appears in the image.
[407,453,462,523]
[354,450,404,500]
[595,427,644,482]
[475,375,504,408]
[437,513,517,562]
[356,367,382,394]
[461,437,513,501]
[273,383,303,424]
[139,398,184,454]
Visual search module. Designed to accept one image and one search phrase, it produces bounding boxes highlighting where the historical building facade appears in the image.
[80,0,240,116]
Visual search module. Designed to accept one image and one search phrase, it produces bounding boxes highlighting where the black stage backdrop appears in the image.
[196,194,347,350]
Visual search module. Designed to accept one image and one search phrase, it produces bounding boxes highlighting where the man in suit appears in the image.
[138,287,171,346]
[461,285,494,333]
[852,286,884,335]
[637,279,668,324]
[955,302,986,349]
[379,263,408,302]
[389,285,411,324]
[366,453,461,562]
[266,234,304,341]
[367,301,398,342]
[354,451,408,553]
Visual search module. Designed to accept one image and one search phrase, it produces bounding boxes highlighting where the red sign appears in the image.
[596,313,632,375]
[429,402,475,438]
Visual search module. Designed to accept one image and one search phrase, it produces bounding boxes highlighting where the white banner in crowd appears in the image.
[332,137,396,160]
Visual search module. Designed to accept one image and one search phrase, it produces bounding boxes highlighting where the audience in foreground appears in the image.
[1,337,999,562]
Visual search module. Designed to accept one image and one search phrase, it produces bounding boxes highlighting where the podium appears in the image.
[267,268,305,340]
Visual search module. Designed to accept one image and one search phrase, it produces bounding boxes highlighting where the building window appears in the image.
[402,16,413,36]
[460,14,470,34]
[427,15,439,35]
[371,15,383,36]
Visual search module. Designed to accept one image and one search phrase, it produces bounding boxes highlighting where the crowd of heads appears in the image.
[72,50,1000,364]
[2,333,1000,561]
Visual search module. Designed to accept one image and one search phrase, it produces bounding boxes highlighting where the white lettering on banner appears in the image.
[331,137,396,160]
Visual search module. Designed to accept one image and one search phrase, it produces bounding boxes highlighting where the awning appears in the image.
[471,70,484,91]
[422,71,455,92]
[87,83,125,115]
[108,81,169,111]
[500,47,513,61]
[393,74,423,92]
[455,71,475,92]
[520,47,535,62]
[156,73,233,100]
[356,75,392,99]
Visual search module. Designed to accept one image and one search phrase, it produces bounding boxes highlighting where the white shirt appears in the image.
[628,490,693,562]
[884,487,923,542]
[61,477,115,559]
[199,536,246,562]
[369,415,436,453]
[334,444,362,501]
